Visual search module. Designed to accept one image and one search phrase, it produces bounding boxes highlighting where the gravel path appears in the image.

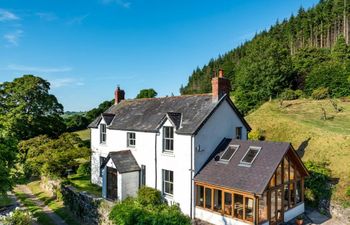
[15,185,68,225]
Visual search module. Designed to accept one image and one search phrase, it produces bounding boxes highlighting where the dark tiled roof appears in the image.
[102,150,140,173]
[88,94,250,134]
[194,139,291,195]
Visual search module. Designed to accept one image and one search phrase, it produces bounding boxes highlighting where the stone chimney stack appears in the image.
[114,86,125,104]
[211,69,231,102]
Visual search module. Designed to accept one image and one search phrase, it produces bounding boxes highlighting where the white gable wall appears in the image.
[194,100,248,173]
[156,120,193,216]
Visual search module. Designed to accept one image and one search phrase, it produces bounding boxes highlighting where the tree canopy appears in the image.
[0,75,65,140]
[18,133,90,178]
[181,0,350,114]
[136,89,158,99]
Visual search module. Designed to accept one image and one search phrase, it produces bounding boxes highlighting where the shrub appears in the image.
[311,87,329,100]
[137,186,163,206]
[304,160,332,207]
[1,209,34,225]
[109,187,191,225]
[295,90,304,98]
[346,187,350,197]
[280,89,298,100]
[248,128,266,141]
[77,161,91,176]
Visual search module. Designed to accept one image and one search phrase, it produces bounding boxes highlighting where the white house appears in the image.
[89,70,308,225]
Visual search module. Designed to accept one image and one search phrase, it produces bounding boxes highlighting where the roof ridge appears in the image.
[121,93,212,102]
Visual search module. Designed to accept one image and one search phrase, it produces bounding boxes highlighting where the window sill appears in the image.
[164,194,174,200]
[161,151,175,157]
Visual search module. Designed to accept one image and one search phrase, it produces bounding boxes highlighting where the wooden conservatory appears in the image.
[194,139,309,225]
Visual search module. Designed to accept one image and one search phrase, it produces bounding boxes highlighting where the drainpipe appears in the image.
[155,133,158,189]
[190,135,194,219]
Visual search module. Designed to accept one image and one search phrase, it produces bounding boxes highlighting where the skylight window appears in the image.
[240,146,261,166]
[220,145,239,161]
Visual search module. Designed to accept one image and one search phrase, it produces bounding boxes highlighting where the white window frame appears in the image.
[163,126,174,152]
[240,146,261,165]
[127,132,136,147]
[220,145,239,162]
[100,124,106,144]
[162,169,174,196]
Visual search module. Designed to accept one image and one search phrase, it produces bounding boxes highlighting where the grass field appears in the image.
[245,98,350,205]
[68,174,101,196]
[74,129,90,141]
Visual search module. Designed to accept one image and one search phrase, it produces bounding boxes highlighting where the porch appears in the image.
[100,150,141,201]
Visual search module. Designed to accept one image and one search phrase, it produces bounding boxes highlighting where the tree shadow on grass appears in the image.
[296,137,311,158]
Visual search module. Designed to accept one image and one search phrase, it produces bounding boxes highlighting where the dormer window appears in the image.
[100,124,106,144]
[239,146,261,166]
[127,132,136,147]
[220,145,239,162]
[163,126,174,152]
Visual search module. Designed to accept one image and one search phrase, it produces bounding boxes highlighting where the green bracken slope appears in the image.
[245,98,350,204]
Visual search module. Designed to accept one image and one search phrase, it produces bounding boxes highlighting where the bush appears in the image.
[295,90,304,98]
[304,160,332,207]
[109,187,191,225]
[346,187,350,197]
[137,186,163,206]
[77,161,91,176]
[280,89,298,100]
[1,209,34,225]
[311,87,329,100]
[248,128,265,141]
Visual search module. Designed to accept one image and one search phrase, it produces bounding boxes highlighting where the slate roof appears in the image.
[194,139,293,195]
[102,150,140,173]
[88,94,251,135]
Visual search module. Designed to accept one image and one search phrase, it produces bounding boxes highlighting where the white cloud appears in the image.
[36,12,57,21]
[7,64,72,73]
[4,30,23,46]
[50,78,84,88]
[67,14,89,25]
[101,0,131,8]
[0,9,19,22]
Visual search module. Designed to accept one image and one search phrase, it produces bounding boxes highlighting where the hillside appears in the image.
[181,0,350,114]
[245,98,350,204]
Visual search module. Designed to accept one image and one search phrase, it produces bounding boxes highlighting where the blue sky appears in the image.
[0,0,319,111]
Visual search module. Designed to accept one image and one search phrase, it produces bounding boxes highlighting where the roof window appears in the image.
[220,145,239,162]
[239,146,261,166]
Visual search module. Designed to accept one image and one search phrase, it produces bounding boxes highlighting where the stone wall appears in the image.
[60,185,113,225]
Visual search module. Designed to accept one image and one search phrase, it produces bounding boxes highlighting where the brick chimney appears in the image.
[212,69,231,102]
[114,86,125,104]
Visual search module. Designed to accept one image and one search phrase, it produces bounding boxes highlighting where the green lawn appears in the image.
[74,129,90,141]
[0,195,13,208]
[13,186,56,225]
[245,98,350,205]
[68,174,101,196]
[27,181,80,225]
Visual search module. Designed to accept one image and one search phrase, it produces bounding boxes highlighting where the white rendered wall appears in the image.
[194,100,248,173]
[284,203,305,222]
[156,120,193,216]
[195,208,250,225]
[120,171,139,200]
